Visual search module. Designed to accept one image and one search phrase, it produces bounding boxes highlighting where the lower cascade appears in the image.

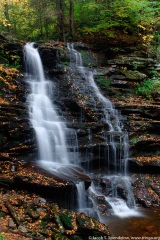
[24,42,140,221]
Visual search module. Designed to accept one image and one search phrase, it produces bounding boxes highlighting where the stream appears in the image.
[105,209,160,237]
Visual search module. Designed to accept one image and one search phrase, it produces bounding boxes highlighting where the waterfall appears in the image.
[24,42,140,219]
[24,42,79,177]
[67,43,140,218]
[76,181,87,210]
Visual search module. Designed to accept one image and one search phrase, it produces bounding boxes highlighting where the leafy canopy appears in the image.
[0,0,159,47]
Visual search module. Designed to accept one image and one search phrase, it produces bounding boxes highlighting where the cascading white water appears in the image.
[24,42,140,219]
[24,43,81,177]
[76,182,87,210]
[68,43,127,174]
[25,42,69,165]
[104,198,138,218]
[67,43,140,218]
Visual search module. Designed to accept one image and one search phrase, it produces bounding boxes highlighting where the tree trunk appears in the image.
[4,3,11,33]
[43,0,49,38]
[69,0,74,40]
[56,0,65,42]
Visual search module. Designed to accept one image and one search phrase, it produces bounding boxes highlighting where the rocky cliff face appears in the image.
[0,40,111,239]
[0,40,160,212]
[0,37,36,163]
[38,42,160,208]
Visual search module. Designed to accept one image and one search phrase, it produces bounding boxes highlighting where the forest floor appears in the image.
[0,161,110,240]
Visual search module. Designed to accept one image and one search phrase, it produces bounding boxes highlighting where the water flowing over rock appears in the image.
[24,43,88,184]
[33,41,159,212]
[66,43,141,218]
[0,40,159,235]
[24,43,70,165]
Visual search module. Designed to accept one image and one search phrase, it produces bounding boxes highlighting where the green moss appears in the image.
[62,61,70,66]
[0,90,4,96]
[80,50,97,67]
[121,70,146,80]
[42,213,51,223]
[95,75,110,89]
[71,236,83,240]
[76,216,85,227]
[0,50,21,69]
[40,219,47,228]
[0,211,7,218]
[60,212,73,230]
[52,232,70,240]
[131,137,138,144]
[0,233,6,240]
[135,78,160,99]
[0,81,5,87]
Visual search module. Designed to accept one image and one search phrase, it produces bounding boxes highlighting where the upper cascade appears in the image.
[24,42,71,167]
[67,42,129,175]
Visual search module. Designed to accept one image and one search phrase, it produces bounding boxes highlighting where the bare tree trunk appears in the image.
[69,0,74,40]
[42,0,49,38]
[38,0,43,37]
[56,0,65,42]
[4,3,11,33]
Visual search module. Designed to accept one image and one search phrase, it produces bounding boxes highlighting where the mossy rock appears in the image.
[76,213,110,238]
[52,232,70,240]
[80,50,97,67]
[77,214,100,230]
[0,178,14,185]
[95,75,111,89]
[42,213,51,223]
[71,235,83,240]
[121,70,147,80]
[0,233,6,240]
[60,211,74,230]
[0,211,7,217]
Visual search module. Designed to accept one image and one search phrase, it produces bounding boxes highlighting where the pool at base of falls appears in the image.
[104,208,160,237]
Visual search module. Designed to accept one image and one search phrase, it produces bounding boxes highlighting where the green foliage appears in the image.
[136,79,153,99]
[95,76,111,89]
[73,0,160,45]
[0,50,21,69]
[0,50,9,65]
[7,54,21,69]
[0,90,5,96]
[40,219,47,228]
[0,81,5,87]
[136,77,160,99]
[0,0,159,48]
[62,61,70,66]
[131,137,138,144]
[71,236,83,240]
[0,233,6,240]
[60,212,73,230]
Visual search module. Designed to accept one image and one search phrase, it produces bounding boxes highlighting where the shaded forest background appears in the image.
[0,0,160,55]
